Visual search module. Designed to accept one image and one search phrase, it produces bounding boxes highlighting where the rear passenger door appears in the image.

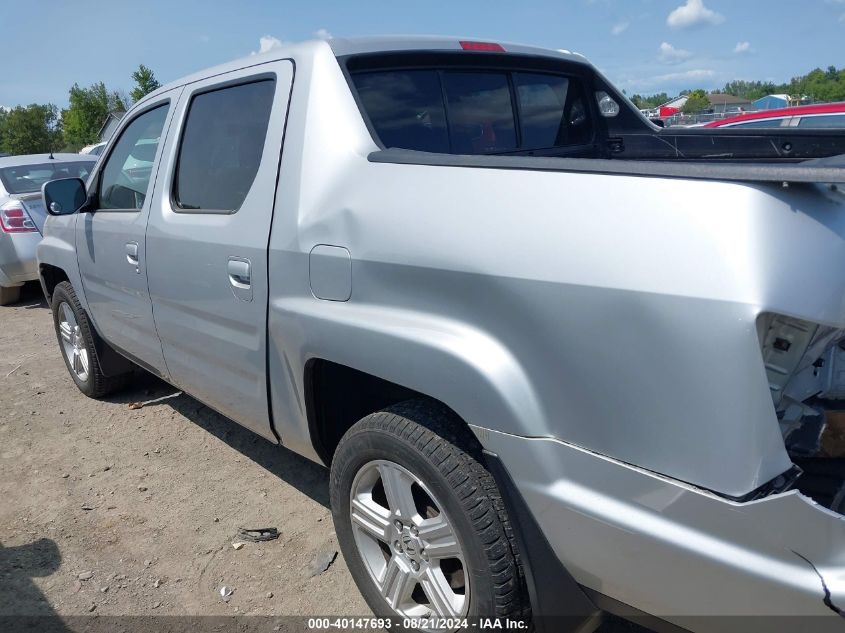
[145,62,293,441]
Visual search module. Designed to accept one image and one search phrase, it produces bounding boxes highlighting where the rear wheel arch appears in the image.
[305,358,446,465]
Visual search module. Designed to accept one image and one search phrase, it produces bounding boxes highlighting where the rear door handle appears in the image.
[125,242,139,266]
[227,258,251,288]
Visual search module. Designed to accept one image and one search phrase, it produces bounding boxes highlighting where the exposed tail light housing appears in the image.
[459,41,506,52]
[0,203,37,233]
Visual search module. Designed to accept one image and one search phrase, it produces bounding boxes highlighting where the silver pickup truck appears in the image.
[38,37,845,632]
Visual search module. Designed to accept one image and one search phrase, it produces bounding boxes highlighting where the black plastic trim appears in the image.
[369,147,845,184]
[583,588,693,633]
[482,449,601,633]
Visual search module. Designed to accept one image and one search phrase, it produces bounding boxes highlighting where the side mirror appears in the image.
[43,178,87,216]
[650,118,666,128]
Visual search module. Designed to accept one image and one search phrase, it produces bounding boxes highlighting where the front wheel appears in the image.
[330,400,529,625]
[51,281,129,398]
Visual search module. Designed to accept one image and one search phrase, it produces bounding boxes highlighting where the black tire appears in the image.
[330,399,530,623]
[51,281,130,398]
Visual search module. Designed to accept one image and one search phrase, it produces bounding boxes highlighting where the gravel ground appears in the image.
[0,283,366,622]
[0,282,647,633]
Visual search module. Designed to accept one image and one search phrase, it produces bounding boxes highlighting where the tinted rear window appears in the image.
[0,161,95,194]
[442,72,516,153]
[174,79,275,212]
[352,68,593,154]
[353,71,449,153]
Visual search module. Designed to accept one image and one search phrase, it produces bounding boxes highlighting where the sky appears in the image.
[2,0,844,109]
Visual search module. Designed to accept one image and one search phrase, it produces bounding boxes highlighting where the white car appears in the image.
[79,142,106,156]
[0,154,95,304]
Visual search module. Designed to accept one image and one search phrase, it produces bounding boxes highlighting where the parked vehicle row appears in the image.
[20,36,845,632]
[704,101,845,128]
[0,153,95,304]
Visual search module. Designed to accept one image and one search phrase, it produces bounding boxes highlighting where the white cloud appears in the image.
[314,28,333,40]
[611,21,630,35]
[733,41,752,54]
[657,69,715,82]
[667,0,725,29]
[658,42,693,64]
[253,35,285,55]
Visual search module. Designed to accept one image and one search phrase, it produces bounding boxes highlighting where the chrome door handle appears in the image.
[227,258,251,288]
[125,242,139,266]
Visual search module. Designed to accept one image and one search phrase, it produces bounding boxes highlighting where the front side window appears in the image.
[99,104,168,210]
[174,79,275,212]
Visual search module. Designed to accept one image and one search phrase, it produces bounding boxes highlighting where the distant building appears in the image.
[98,111,125,143]
[706,93,752,114]
[752,94,813,110]
[658,95,688,117]
[753,94,790,110]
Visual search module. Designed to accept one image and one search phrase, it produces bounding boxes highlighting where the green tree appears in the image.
[0,108,7,151]
[681,89,710,114]
[60,82,125,151]
[0,104,60,155]
[130,64,161,102]
[630,92,670,109]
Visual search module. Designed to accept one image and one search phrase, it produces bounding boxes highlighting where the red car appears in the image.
[704,102,845,129]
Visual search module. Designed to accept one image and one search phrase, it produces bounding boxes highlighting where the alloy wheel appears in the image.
[349,459,469,619]
[58,302,89,382]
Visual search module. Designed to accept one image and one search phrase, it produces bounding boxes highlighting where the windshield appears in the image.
[0,161,96,195]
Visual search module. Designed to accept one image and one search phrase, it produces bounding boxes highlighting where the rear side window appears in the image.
[351,68,593,154]
[174,79,275,212]
[797,114,845,129]
[727,118,788,128]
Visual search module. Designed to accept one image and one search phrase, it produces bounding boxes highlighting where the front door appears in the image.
[146,62,293,440]
[76,92,181,376]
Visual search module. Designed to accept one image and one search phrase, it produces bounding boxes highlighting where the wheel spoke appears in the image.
[60,303,76,328]
[421,567,459,618]
[79,349,89,374]
[379,556,416,609]
[418,516,461,561]
[59,322,72,343]
[351,497,391,543]
[378,463,418,521]
[71,350,82,374]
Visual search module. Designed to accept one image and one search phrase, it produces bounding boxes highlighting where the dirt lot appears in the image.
[0,283,643,633]
[0,283,367,623]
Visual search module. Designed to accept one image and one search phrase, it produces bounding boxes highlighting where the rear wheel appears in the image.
[51,281,130,397]
[330,400,529,626]
[0,285,21,306]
